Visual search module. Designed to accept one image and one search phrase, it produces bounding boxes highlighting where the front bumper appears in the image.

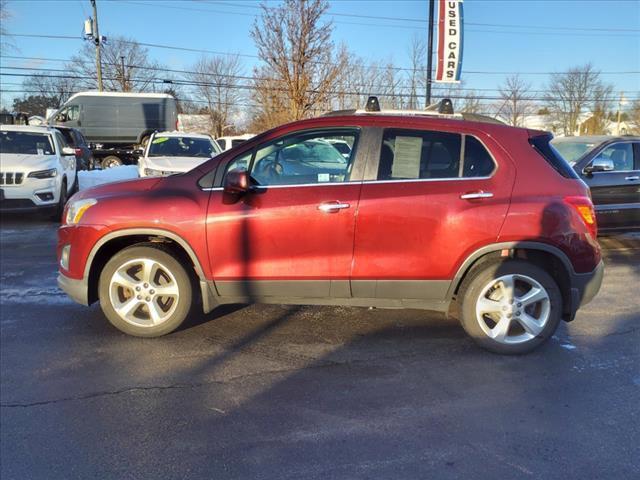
[57,272,89,306]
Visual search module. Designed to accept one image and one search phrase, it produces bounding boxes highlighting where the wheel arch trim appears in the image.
[83,228,208,281]
[448,241,576,299]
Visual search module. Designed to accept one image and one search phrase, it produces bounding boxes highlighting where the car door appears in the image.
[206,128,365,300]
[351,127,515,306]
[53,131,76,191]
[581,141,640,230]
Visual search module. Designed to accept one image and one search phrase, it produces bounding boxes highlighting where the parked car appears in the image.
[216,133,255,151]
[138,131,222,177]
[50,91,178,168]
[1,125,77,218]
[57,100,603,354]
[52,126,94,171]
[552,135,640,232]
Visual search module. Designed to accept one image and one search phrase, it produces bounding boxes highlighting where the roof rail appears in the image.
[322,96,462,118]
[320,96,506,125]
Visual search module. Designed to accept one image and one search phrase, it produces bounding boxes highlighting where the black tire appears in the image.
[458,260,562,355]
[98,245,194,337]
[101,155,123,169]
[51,178,68,222]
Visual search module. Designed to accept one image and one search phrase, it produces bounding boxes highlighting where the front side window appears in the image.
[0,131,55,155]
[377,129,495,181]
[232,130,358,186]
[148,136,220,158]
[591,143,635,171]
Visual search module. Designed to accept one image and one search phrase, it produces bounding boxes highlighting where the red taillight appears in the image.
[564,196,597,238]
[74,148,83,158]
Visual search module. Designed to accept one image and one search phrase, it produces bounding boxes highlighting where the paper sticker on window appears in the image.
[318,173,330,182]
[37,148,44,155]
[392,136,422,179]
[152,137,169,144]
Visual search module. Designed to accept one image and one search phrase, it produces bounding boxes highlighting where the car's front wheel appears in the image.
[98,245,194,337]
[458,260,562,354]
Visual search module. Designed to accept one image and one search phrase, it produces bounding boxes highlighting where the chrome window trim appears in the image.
[372,129,498,183]
[202,181,361,191]
[362,175,494,185]
[201,175,497,191]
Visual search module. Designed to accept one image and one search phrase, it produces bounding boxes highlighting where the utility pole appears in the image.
[617,92,626,135]
[425,0,435,106]
[91,0,103,91]
[120,55,126,91]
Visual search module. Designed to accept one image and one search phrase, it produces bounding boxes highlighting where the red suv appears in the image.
[57,105,604,354]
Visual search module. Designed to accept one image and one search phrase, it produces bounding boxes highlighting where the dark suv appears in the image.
[57,103,604,354]
[552,135,640,232]
[52,126,94,171]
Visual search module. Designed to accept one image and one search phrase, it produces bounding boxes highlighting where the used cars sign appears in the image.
[436,0,464,83]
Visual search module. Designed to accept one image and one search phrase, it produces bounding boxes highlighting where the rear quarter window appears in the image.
[529,135,579,179]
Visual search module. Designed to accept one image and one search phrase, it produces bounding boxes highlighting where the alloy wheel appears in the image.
[108,258,180,327]
[475,274,551,345]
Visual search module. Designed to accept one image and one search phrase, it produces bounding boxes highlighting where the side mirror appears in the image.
[62,147,76,156]
[585,158,614,174]
[223,169,249,195]
[56,114,68,123]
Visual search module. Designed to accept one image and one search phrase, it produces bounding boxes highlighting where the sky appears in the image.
[1,0,639,110]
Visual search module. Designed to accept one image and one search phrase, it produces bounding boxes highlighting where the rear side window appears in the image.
[529,134,579,179]
[58,129,75,145]
[377,129,495,180]
[463,136,495,177]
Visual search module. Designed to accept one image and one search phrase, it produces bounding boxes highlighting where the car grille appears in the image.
[0,172,25,185]
[0,198,35,209]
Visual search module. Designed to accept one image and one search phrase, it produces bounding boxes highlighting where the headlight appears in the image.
[65,198,97,225]
[28,168,58,179]
[144,168,165,177]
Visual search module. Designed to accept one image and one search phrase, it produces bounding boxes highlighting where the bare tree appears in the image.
[0,0,14,54]
[251,0,347,129]
[69,36,162,92]
[22,74,77,108]
[461,90,482,114]
[187,55,243,136]
[497,74,533,127]
[544,63,611,136]
[630,99,640,134]
[407,34,425,110]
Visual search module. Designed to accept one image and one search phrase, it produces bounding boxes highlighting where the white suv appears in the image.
[138,131,221,177]
[0,125,77,218]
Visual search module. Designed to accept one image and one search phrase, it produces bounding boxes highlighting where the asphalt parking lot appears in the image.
[1,217,638,480]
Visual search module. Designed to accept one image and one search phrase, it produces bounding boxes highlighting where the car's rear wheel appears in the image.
[458,260,561,354]
[101,155,122,169]
[98,245,194,337]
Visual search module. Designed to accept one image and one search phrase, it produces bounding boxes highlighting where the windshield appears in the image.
[279,140,347,165]
[551,140,599,165]
[0,131,55,155]
[148,136,221,158]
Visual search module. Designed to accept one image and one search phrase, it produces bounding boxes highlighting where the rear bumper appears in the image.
[57,272,89,306]
[566,260,604,320]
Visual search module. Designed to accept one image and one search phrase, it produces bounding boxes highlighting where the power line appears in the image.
[204,0,640,33]
[3,72,636,103]
[119,1,639,37]
[4,58,640,96]
[6,34,640,76]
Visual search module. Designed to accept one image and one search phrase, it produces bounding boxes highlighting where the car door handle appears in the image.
[625,176,639,181]
[318,201,350,213]
[460,191,494,200]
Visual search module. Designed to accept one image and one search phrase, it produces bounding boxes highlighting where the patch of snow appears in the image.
[78,165,139,190]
